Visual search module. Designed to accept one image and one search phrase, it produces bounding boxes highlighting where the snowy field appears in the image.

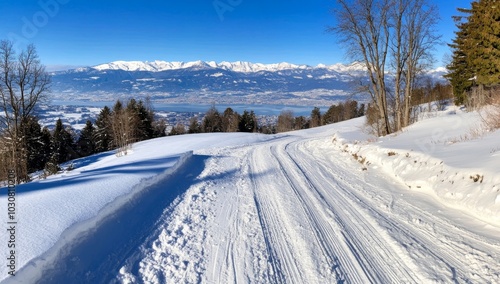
[1,106,499,283]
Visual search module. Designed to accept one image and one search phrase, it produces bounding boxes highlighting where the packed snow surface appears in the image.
[1,106,499,283]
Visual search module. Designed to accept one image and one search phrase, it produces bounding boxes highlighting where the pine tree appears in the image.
[239,110,257,132]
[446,18,474,105]
[446,1,500,105]
[152,119,167,137]
[125,98,140,142]
[136,100,155,140]
[343,100,358,120]
[468,0,500,86]
[95,106,113,152]
[202,105,223,133]
[323,105,341,124]
[294,116,308,130]
[77,120,96,156]
[357,103,366,117]
[23,116,50,173]
[51,118,76,164]
[188,116,201,134]
[222,107,240,132]
[310,107,322,128]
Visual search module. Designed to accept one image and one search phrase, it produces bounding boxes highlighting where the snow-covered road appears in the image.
[114,133,500,283]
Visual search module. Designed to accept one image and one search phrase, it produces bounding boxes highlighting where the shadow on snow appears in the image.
[0,155,180,196]
[24,154,211,283]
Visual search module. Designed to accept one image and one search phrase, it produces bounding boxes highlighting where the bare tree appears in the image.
[331,0,440,134]
[332,0,392,135]
[400,0,440,128]
[277,110,295,133]
[0,41,50,183]
[222,107,240,132]
[111,100,131,156]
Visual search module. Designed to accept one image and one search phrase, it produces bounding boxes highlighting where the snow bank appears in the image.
[0,146,189,282]
[7,151,194,283]
[0,131,273,282]
[333,106,500,226]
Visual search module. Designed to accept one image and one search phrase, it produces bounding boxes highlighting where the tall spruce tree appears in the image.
[51,118,76,164]
[95,106,113,152]
[239,110,257,132]
[23,116,50,173]
[136,100,155,140]
[466,1,500,85]
[202,106,223,133]
[188,117,201,134]
[310,107,322,128]
[446,0,500,104]
[77,120,96,156]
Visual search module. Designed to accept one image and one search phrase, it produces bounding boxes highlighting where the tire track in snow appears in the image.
[247,150,291,284]
[271,142,423,283]
[279,142,424,283]
[268,144,357,283]
[206,149,270,284]
[299,139,500,283]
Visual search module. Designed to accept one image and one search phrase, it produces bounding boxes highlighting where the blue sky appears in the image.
[0,0,473,71]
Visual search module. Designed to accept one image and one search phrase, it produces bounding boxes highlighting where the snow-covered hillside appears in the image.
[0,106,499,283]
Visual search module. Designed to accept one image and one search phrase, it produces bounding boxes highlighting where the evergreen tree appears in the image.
[125,98,140,142]
[125,98,154,142]
[222,107,240,132]
[323,104,342,124]
[343,100,358,120]
[202,105,223,133]
[95,106,113,152]
[446,3,475,101]
[294,116,308,130]
[239,110,257,132]
[23,116,50,173]
[77,120,96,156]
[310,107,322,128]
[446,1,500,104]
[51,118,76,164]
[188,116,201,134]
[136,99,155,140]
[357,103,366,117]
[152,119,167,137]
[468,0,500,86]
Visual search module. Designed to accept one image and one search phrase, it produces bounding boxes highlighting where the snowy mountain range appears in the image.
[91,60,368,73]
[50,60,445,106]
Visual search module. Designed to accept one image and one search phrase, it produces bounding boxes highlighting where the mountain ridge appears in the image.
[49,60,446,106]
[87,60,368,74]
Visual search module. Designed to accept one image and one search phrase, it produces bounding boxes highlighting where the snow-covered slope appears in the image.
[1,106,499,283]
[333,106,500,225]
